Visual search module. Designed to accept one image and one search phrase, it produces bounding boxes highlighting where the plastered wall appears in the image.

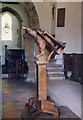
[34,2,52,33]
[55,2,81,53]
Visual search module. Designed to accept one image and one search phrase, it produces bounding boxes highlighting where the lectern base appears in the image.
[23,97,59,118]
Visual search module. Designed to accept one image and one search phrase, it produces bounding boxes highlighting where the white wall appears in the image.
[55,2,81,53]
[34,2,52,33]
[34,2,81,54]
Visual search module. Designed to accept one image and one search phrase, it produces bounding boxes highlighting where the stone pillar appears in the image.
[17,22,22,48]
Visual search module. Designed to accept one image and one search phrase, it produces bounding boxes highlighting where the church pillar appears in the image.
[17,22,22,48]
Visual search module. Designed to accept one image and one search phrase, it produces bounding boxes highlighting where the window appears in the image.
[57,8,65,27]
[2,12,12,41]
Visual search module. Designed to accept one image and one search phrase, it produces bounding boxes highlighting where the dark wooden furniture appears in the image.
[63,53,73,79]
[63,53,83,84]
[8,60,25,79]
[6,49,28,79]
[23,27,66,117]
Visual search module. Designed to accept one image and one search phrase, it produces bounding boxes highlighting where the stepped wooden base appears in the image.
[42,100,59,117]
[24,97,59,118]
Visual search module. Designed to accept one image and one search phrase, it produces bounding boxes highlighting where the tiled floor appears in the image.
[2,78,37,118]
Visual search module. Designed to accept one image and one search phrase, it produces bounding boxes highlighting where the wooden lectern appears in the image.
[23,27,66,117]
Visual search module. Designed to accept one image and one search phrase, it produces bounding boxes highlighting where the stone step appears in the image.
[47,60,65,80]
[47,71,64,75]
[48,76,64,80]
[47,68,63,73]
[47,64,62,67]
[47,66,62,69]
[47,73,64,77]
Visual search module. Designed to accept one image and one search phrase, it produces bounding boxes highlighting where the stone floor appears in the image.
[21,105,80,119]
[2,78,37,118]
[1,78,82,119]
[47,79,81,118]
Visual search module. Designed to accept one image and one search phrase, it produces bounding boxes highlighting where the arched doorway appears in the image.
[22,2,40,29]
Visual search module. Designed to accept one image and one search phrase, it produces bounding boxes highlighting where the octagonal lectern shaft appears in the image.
[37,63,47,101]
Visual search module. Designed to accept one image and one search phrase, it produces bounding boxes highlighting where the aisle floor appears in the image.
[1,78,82,118]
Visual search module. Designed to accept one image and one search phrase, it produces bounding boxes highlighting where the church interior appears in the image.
[0,1,83,119]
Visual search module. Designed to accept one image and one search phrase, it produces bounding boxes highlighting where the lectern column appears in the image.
[37,63,47,101]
